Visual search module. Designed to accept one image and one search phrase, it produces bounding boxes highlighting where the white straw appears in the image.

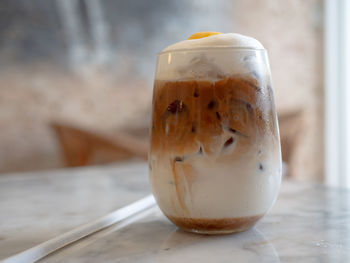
[2,195,156,263]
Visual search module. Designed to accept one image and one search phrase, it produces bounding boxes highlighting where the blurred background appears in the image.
[0,0,348,186]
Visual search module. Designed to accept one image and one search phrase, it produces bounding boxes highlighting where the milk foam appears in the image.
[156,33,266,81]
[162,33,264,52]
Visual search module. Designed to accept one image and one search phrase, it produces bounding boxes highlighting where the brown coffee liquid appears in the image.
[151,76,276,156]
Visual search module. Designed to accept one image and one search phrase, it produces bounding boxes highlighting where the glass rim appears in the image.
[158,46,266,55]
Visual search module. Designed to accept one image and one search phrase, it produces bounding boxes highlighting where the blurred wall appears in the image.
[0,0,324,181]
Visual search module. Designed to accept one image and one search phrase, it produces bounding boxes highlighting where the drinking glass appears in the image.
[149,47,282,234]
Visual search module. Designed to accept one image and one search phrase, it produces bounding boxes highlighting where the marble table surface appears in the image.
[0,162,151,260]
[1,162,350,262]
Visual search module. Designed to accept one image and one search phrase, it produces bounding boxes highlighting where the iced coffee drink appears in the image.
[149,32,282,234]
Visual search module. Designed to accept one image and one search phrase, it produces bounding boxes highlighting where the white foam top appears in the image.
[156,33,266,81]
[162,33,264,52]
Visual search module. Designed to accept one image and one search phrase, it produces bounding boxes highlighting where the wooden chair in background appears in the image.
[51,123,148,167]
[278,110,304,178]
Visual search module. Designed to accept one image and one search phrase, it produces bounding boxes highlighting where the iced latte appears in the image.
[149,32,282,234]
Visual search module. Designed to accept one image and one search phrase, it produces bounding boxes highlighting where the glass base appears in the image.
[166,214,263,235]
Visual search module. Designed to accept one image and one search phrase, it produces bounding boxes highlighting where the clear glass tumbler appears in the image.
[149,47,282,234]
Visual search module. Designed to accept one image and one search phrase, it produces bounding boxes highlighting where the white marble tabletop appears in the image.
[1,162,350,262]
[0,162,151,260]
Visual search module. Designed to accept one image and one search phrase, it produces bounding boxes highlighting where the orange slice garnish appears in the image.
[188,32,222,40]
